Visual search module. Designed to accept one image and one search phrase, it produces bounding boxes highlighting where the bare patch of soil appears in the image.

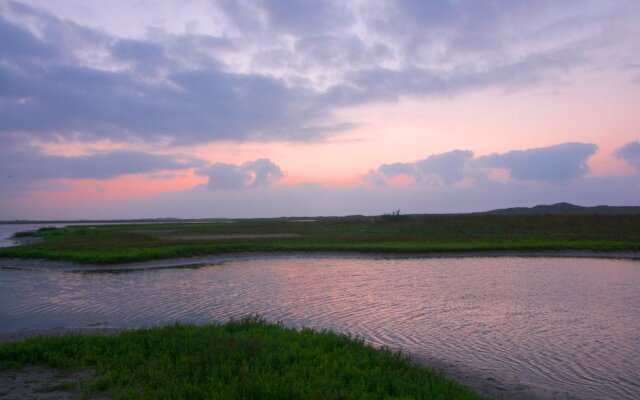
[0,366,105,400]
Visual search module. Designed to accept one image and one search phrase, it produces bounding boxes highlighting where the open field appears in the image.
[1,214,639,264]
[0,318,483,400]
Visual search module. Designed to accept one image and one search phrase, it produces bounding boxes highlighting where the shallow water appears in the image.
[0,223,67,247]
[0,222,165,248]
[1,255,638,399]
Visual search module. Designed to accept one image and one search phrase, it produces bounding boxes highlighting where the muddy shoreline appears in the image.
[7,236,44,246]
[1,249,639,273]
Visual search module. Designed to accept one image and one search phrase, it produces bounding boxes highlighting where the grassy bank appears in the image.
[1,214,639,264]
[0,319,484,399]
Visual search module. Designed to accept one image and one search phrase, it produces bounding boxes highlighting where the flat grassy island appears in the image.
[1,213,639,264]
[0,319,483,399]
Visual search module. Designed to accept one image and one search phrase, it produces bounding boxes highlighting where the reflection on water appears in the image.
[0,256,638,399]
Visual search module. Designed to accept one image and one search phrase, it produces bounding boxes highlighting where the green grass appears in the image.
[1,214,639,264]
[0,318,484,400]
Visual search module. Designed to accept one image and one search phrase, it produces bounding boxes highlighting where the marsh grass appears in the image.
[1,214,638,264]
[0,318,484,400]
[11,230,36,238]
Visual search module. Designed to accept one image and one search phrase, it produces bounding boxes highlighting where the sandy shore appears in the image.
[0,326,582,400]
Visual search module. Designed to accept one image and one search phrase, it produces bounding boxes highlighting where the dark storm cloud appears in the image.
[477,142,598,181]
[0,4,328,145]
[0,26,324,144]
[1,149,205,181]
[365,150,473,186]
[196,158,284,190]
[0,15,55,60]
[2,0,634,148]
[614,140,640,171]
[0,141,205,199]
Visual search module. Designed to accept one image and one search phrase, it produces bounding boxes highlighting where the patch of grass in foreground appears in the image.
[0,318,484,400]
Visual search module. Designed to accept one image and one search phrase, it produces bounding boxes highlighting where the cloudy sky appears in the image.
[1,0,639,219]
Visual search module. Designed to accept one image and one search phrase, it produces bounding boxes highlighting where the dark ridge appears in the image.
[2,203,640,224]
[478,202,640,216]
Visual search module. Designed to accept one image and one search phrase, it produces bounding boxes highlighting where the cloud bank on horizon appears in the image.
[0,0,639,219]
[197,159,284,190]
[615,141,640,171]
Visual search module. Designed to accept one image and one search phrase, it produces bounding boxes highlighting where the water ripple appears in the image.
[1,256,639,399]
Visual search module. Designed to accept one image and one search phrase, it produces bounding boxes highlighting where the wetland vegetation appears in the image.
[0,318,483,399]
[1,214,639,264]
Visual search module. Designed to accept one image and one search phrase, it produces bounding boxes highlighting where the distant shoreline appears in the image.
[1,201,639,224]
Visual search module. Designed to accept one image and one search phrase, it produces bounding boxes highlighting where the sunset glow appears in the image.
[1,0,639,219]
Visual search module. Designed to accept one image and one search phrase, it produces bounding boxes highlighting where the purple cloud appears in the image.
[2,150,205,181]
[368,143,599,185]
[476,142,598,181]
[2,0,636,148]
[615,140,640,171]
[365,150,473,186]
[197,158,284,190]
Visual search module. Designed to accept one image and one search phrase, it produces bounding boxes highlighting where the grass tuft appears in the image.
[0,318,485,399]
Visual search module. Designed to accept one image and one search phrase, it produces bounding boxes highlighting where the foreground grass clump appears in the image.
[1,214,639,264]
[0,319,484,399]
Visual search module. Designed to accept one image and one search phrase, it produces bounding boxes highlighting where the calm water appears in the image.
[0,222,168,247]
[0,223,68,247]
[0,255,638,399]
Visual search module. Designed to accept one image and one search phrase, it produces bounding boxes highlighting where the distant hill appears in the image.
[3,203,640,224]
[480,202,640,216]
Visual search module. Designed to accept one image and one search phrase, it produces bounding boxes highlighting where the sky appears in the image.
[1,0,639,220]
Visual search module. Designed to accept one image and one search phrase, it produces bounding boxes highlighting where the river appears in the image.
[0,254,638,399]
